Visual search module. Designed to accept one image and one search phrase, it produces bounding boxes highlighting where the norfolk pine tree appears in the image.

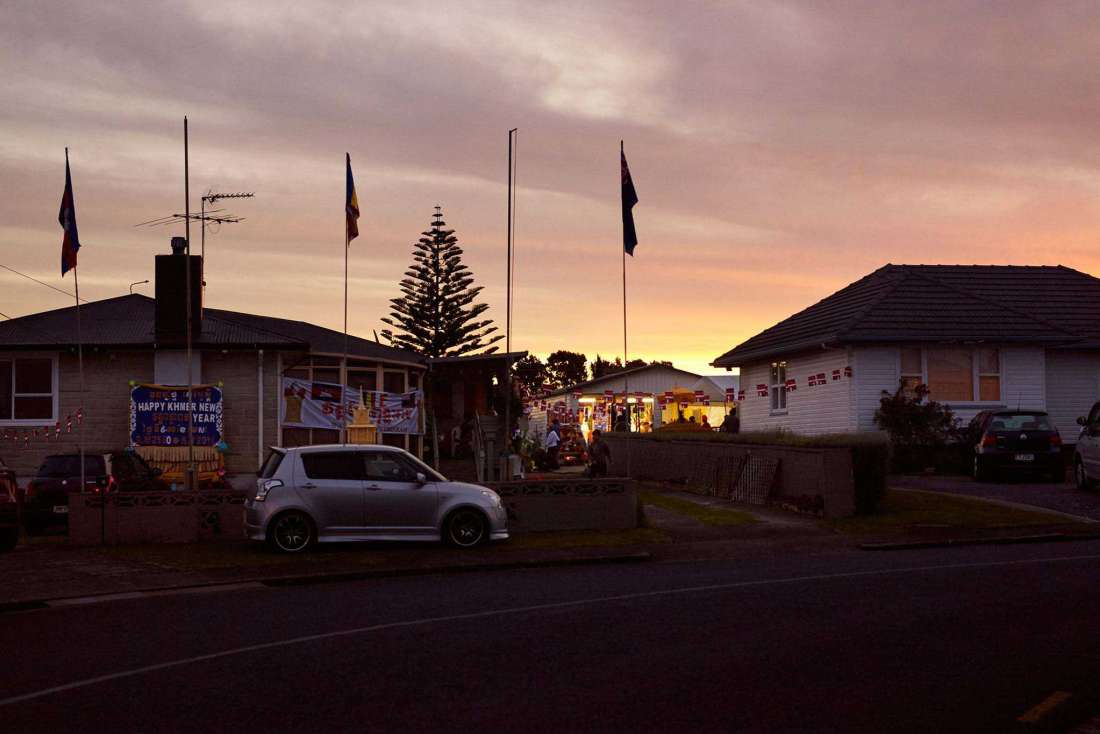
[381,207,503,358]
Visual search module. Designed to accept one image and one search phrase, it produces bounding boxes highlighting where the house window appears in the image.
[899,347,923,394]
[978,348,1001,401]
[906,347,1001,403]
[770,361,787,412]
[0,356,57,424]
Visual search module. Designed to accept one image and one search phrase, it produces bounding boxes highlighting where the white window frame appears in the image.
[898,346,1003,406]
[769,361,788,414]
[0,352,60,427]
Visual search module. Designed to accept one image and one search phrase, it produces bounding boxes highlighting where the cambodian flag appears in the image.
[346,153,359,244]
[58,149,81,276]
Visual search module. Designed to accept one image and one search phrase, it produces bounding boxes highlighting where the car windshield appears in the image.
[402,453,446,482]
[987,414,1054,432]
[36,455,105,478]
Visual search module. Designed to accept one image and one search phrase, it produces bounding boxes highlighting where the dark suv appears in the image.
[23,452,167,534]
[968,410,1064,482]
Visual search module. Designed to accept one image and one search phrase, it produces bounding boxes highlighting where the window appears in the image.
[770,362,787,412]
[903,347,1001,403]
[900,348,923,394]
[0,356,56,424]
[383,371,406,394]
[364,452,417,482]
[301,452,365,481]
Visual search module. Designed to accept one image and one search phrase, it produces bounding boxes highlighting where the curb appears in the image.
[859,532,1100,551]
[0,551,652,615]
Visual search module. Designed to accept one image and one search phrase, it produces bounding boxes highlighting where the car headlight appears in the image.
[255,479,283,502]
[480,489,503,507]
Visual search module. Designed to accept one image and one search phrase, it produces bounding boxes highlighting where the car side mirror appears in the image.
[415,472,427,485]
[1077,416,1088,426]
[95,475,109,489]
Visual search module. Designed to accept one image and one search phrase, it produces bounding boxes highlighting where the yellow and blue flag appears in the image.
[59,149,81,275]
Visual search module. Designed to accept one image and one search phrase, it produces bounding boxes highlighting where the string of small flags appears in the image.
[1,408,84,448]
[752,366,854,397]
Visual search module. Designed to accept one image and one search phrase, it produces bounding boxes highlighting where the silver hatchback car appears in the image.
[245,444,508,553]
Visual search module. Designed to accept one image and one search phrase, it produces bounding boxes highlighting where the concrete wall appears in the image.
[487,478,638,532]
[602,434,857,518]
[69,490,248,545]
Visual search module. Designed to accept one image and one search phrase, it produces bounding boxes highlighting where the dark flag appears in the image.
[621,141,639,256]
[58,150,81,276]
[346,152,360,243]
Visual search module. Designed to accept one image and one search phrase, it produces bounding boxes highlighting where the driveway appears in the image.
[892,474,1100,521]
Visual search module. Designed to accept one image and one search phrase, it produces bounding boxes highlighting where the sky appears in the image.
[4,1,1100,376]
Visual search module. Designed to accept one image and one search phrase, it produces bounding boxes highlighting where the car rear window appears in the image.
[987,414,1054,432]
[259,449,285,479]
[301,452,365,481]
[37,455,106,478]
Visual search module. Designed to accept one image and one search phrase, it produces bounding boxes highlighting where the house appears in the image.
[525,363,713,436]
[426,351,527,459]
[0,239,427,484]
[711,264,1100,441]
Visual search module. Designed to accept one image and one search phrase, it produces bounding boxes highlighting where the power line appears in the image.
[0,263,87,302]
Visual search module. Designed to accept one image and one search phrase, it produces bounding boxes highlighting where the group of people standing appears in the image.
[541,419,611,477]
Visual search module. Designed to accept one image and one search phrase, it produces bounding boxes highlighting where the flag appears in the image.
[346,153,359,243]
[621,141,638,256]
[58,149,81,276]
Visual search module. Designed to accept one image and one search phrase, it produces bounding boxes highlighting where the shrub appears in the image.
[874,382,961,473]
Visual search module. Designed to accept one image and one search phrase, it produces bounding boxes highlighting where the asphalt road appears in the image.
[3,543,1100,733]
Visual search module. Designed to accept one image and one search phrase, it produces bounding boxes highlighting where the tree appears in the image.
[546,350,588,389]
[381,207,502,358]
[590,355,620,380]
[874,381,961,471]
[512,355,549,399]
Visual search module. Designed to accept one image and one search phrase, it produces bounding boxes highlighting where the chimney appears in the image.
[155,237,202,338]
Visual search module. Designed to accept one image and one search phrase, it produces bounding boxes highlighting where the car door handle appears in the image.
[366,484,383,491]
[301,483,317,489]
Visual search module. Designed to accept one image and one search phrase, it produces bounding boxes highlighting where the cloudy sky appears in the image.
[4,1,1100,374]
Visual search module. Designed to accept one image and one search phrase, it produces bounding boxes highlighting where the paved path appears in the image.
[3,543,1100,732]
[892,474,1100,521]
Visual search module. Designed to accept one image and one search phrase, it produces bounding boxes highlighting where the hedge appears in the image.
[613,430,890,514]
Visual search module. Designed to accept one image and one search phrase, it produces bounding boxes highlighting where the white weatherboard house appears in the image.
[711,265,1100,442]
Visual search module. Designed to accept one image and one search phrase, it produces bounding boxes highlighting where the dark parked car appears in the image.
[0,458,17,551]
[23,451,167,534]
[1073,401,1100,490]
[967,410,1063,482]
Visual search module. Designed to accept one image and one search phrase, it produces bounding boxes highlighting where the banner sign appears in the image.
[130,384,223,447]
[281,378,422,434]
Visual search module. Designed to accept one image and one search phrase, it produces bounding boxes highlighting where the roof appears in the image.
[427,351,527,365]
[0,294,424,365]
[712,265,1096,367]
[547,363,702,397]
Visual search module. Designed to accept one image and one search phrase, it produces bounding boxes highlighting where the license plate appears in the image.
[1015,454,1034,462]
[52,505,69,514]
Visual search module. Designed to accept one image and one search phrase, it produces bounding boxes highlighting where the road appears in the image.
[3,543,1100,732]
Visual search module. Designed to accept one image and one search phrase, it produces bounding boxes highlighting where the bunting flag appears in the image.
[621,141,639,256]
[345,153,360,244]
[58,149,81,276]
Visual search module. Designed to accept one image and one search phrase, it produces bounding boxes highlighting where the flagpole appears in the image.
[67,147,90,539]
[342,223,348,445]
[184,117,195,491]
[621,141,629,429]
[504,128,516,457]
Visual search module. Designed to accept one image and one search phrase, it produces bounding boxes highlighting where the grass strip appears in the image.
[639,490,757,527]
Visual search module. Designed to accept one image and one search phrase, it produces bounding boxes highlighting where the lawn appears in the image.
[639,490,757,527]
[830,488,1081,537]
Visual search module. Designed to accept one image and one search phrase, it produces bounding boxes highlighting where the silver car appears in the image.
[245,444,508,553]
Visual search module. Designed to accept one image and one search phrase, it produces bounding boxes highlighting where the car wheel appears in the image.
[0,528,16,552]
[267,511,314,553]
[444,508,488,549]
[1075,458,1095,491]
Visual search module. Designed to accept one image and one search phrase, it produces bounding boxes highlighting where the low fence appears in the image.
[69,490,248,545]
[602,435,857,518]
[487,478,638,533]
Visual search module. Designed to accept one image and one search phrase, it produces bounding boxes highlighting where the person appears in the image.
[719,410,741,434]
[701,414,711,430]
[613,411,630,432]
[543,420,561,470]
[588,429,611,477]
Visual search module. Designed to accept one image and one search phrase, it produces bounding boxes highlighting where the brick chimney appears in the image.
[155,237,202,338]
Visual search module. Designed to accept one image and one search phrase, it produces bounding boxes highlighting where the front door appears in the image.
[297,451,365,534]
[362,451,438,535]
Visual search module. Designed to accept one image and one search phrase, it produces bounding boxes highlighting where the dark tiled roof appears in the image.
[0,294,424,364]
[712,264,1093,367]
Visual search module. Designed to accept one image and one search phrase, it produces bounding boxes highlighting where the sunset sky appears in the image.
[4,1,1100,375]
